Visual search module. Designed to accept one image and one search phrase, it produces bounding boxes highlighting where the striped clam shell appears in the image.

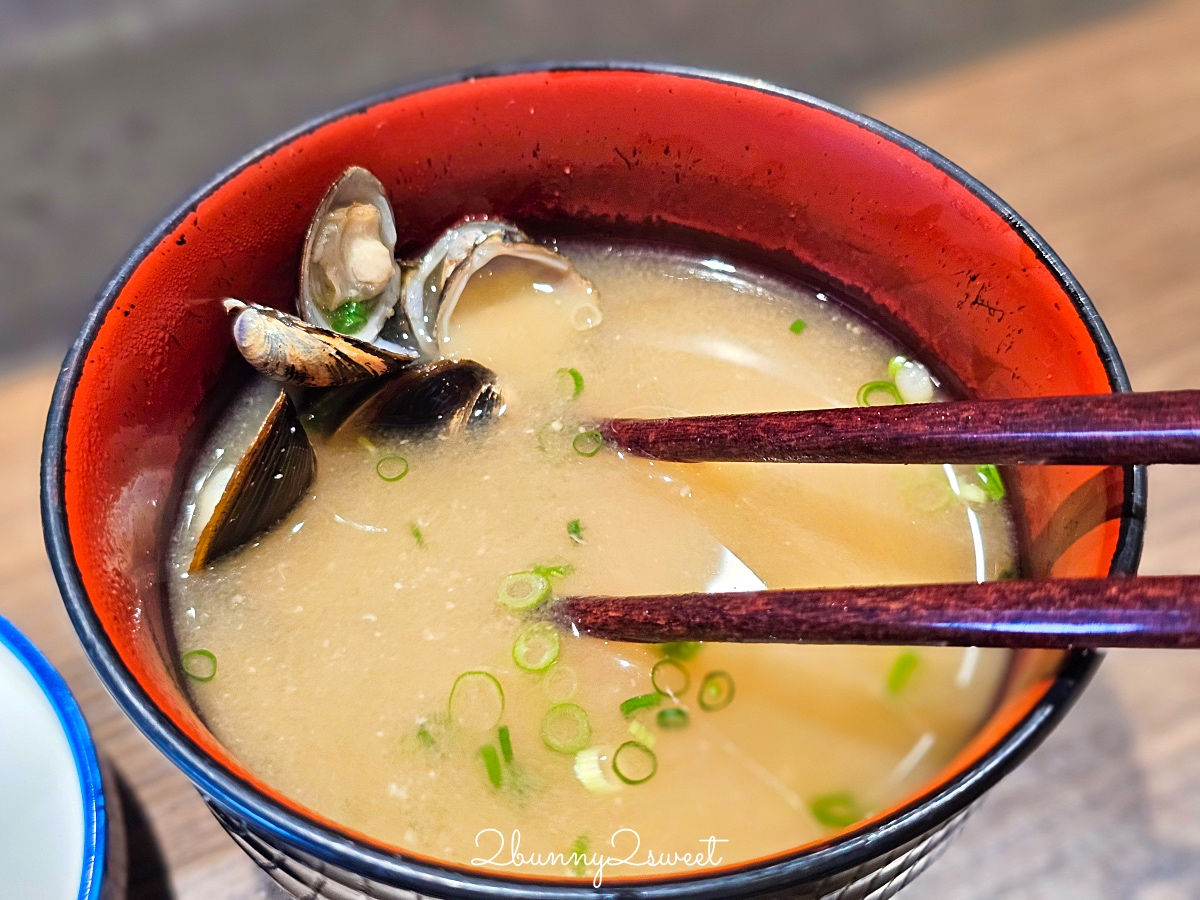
[225,299,416,388]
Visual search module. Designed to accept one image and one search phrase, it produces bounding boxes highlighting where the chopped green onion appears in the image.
[535,421,564,452]
[620,692,663,718]
[532,562,575,581]
[657,707,689,730]
[181,649,217,682]
[480,744,503,788]
[449,671,505,731]
[558,367,585,398]
[357,434,379,456]
[542,703,592,754]
[568,835,590,876]
[497,572,552,611]
[572,429,604,457]
[328,300,368,334]
[901,468,955,513]
[976,464,1006,501]
[612,741,658,785]
[512,621,561,672]
[810,792,864,829]
[543,665,579,702]
[789,319,807,334]
[573,747,617,794]
[888,355,908,379]
[658,641,701,661]
[376,456,409,481]
[887,651,920,695]
[409,715,447,752]
[856,380,903,407]
[698,671,735,711]
[567,519,584,544]
[498,725,514,764]
[957,482,989,504]
[410,522,424,546]
[651,659,690,697]
[628,720,657,748]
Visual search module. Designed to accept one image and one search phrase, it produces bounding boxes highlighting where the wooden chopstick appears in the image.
[546,575,1200,650]
[599,390,1200,466]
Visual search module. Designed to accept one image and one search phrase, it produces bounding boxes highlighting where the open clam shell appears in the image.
[383,218,596,359]
[189,390,315,571]
[225,298,416,387]
[303,359,503,438]
[300,166,401,342]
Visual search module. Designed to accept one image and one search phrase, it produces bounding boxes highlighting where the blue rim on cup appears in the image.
[0,614,107,900]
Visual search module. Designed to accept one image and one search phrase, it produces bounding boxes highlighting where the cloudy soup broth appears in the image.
[170,240,1015,878]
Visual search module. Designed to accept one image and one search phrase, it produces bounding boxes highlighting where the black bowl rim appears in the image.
[41,62,1145,899]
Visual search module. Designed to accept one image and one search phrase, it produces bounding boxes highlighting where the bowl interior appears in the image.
[47,67,1138,885]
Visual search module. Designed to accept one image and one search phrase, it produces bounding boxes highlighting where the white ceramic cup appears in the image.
[0,615,114,899]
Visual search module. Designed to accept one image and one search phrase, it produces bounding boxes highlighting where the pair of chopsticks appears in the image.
[546,390,1200,650]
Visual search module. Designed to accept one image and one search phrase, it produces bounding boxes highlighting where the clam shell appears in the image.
[303,359,502,438]
[394,220,510,357]
[435,231,579,353]
[190,390,316,571]
[225,298,416,387]
[300,166,401,342]
[392,218,590,360]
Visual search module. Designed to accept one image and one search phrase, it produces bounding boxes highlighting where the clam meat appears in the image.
[300,166,402,341]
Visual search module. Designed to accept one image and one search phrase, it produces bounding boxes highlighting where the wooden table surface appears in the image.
[3,1,1199,897]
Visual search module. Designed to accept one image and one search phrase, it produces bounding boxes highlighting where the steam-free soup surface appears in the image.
[171,242,1014,878]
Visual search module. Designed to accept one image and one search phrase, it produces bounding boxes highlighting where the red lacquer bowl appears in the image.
[42,65,1144,900]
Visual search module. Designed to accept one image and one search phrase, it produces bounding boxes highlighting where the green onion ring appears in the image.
[449,671,505,731]
[181,649,217,682]
[658,641,701,661]
[856,380,903,407]
[541,703,592,754]
[698,671,735,711]
[531,562,575,580]
[651,659,690,697]
[376,456,409,481]
[810,792,863,829]
[619,692,662,718]
[512,622,561,673]
[612,740,658,785]
[543,665,580,703]
[572,429,604,457]
[656,707,689,730]
[558,367,585,398]
[497,571,552,611]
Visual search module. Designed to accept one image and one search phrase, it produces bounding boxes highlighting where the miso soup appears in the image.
[170,241,1015,878]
